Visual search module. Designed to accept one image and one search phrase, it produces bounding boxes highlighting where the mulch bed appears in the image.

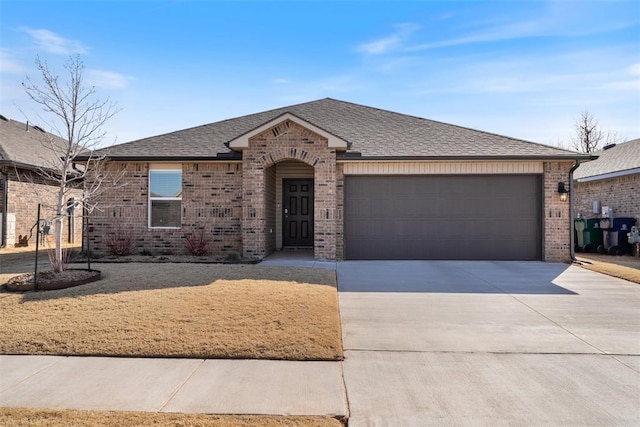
[4,269,102,292]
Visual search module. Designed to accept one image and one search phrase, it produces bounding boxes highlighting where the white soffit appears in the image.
[227,113,348,150]
[575,167,640,183]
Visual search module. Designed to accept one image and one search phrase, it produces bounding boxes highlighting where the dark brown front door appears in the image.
[283,179,313,247]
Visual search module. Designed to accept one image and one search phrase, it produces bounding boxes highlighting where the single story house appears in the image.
[0,115,83,248]
[573,138,639,222]
[87,98,591,262]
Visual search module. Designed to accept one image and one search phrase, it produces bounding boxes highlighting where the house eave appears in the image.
[336,154,595,162]
[575,167,640,183]
[74,154,243,163]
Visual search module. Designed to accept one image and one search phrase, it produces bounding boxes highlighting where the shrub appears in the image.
[103,226,139,257]
[183,228,212,256]
[224,250,242,263]
[46,246,71,272]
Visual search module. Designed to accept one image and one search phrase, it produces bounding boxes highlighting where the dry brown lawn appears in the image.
[576,253,640,284]
[0,263,342,360]
[0,408,343,427]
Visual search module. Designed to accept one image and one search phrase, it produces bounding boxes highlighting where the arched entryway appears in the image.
[265,160,314,257]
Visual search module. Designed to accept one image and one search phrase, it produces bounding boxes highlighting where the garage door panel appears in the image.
[344,175,541,260]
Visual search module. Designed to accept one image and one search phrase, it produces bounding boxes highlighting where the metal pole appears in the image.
[34,204,41,291]
[86,210,91,271]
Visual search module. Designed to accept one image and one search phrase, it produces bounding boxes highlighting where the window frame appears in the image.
[148,167,183,229]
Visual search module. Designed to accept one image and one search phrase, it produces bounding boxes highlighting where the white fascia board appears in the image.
[227,113,348,150]
[575,167,640,183]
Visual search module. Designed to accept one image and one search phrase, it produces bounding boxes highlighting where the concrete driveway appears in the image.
[338,261,640,426]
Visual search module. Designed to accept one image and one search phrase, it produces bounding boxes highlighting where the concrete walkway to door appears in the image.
[338,261,640,426]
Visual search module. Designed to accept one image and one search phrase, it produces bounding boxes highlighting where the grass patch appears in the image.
[0,263,342,360]
[0,408,344,427]
[576,254,640,284]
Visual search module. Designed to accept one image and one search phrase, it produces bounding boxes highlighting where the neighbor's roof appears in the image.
[95,98,589,161]
[574,138,640,182]
[0,115,68,170]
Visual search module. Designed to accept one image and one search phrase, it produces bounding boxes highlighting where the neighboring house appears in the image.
[0,115,83,248]
[86,98,590,262]
[573,138,640,222]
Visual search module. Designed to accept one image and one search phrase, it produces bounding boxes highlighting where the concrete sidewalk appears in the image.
[0,355,347,416]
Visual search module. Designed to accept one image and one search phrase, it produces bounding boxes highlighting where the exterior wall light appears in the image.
[557,182,569,201]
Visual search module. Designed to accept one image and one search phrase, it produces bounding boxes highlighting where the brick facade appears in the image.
[2,167,83,248]
[87,125,576,263]
[89,162,243,256]
[573,174,639,223]
[542,161,574,262]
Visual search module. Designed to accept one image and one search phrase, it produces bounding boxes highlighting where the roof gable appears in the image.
[227,112,348,150]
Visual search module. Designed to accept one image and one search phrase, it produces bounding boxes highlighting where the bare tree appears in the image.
[571,111,623,153]
[22,55,121,272]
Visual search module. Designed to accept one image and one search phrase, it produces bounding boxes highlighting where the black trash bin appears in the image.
[601,217,637,255]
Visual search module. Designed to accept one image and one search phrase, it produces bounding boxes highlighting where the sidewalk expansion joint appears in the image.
[343,349,638,357]
[0,355,67,394]
[156,359,205,412]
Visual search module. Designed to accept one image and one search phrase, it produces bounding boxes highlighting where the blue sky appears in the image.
[1,0,639,149]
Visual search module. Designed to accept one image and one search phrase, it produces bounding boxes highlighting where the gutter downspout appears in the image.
[569,160,581,263]
[1,170,7,248]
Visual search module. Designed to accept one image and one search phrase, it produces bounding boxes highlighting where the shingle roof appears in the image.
[574,138,640,181]
[0,116,69,170]
[97,98,588,160]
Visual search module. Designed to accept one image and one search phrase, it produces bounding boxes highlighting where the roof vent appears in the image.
[603,143,616,150]
[0,114,8,121]
[33,125,45,133]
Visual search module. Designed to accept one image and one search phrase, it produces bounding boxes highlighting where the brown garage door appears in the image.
[344,175,542,260]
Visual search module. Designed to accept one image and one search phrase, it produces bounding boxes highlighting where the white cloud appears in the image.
[625,63,640,76]
[22,28,88,55]
[0,49,26,74]
[357,23,420,55]
[272,78,290,84]
[86,69,133,89]
[405,3,638,52]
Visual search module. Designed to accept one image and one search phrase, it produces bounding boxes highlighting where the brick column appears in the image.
[543,161,574,262]
[242,152,266,260]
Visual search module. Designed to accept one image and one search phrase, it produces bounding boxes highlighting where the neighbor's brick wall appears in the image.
[543,161,574,262]
[242,120,338,260]
[89,162,243,255]
[573,174,639,222]
[4,168,83,247]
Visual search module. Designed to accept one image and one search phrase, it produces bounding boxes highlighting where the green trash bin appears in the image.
[582,218,603,253]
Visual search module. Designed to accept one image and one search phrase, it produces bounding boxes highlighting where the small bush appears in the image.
[104,227,139,257]
[224,250,242,263]
[183,229,212,256]
[139,249,153,256]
